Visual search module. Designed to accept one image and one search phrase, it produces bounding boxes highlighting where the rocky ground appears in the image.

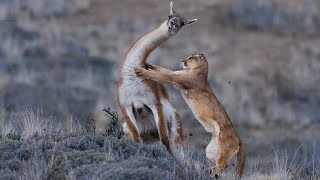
[0,0,319,179]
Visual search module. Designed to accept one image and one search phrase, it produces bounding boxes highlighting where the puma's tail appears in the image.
[236,141,246,178]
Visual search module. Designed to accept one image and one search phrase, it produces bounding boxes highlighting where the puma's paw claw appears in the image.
[135,67,142,75]
[145,63,154,70]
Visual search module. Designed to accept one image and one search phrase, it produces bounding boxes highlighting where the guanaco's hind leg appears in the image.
[171,112,185,160]
[120,106,142,144]
[162,98,185,159]
[149,105,172,154]
[122,122,131,139]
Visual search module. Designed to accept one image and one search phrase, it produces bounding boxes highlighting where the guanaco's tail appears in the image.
[236,141,246,177]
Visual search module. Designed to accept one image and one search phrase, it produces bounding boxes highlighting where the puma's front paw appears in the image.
[135,67,143,76]
[145,63,155,70]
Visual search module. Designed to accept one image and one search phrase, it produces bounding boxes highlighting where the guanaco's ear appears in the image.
[200,53,205,60]
[170,1,175,14]
[186,19,198,25]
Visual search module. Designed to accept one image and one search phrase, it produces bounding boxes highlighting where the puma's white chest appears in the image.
[183,94,220,134]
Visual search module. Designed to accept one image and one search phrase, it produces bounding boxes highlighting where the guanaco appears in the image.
[136,53,246,178]
[117,2,197,159]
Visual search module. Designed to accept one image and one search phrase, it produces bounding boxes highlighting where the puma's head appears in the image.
[167,1,197,35]
[181,53,207,70]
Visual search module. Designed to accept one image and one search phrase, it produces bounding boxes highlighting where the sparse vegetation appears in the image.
[0,108,319,179]
[0,132,319,179]
[102,107,124,139]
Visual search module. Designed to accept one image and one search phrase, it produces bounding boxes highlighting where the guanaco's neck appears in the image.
[122,21,170,69]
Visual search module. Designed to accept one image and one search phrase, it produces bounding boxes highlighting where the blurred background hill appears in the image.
[0,0,319,178]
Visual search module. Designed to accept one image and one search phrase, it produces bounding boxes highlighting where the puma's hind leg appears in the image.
[213,141,239,178]
[206,134,219,175]
[206,135,219,162]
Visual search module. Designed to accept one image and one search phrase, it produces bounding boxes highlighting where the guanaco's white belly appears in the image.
[118,70,178,140]
[118,71,157,107]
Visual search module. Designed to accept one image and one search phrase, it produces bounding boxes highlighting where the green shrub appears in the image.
[103,108,124,139]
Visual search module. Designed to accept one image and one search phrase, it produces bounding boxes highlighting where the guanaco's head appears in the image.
[181,53,208,71]
[167,1,197,35]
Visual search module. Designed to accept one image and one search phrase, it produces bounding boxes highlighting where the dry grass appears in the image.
[0,110,13,139]
[17,108,54,139]
[1,108,319,179]
[0,107,85,140]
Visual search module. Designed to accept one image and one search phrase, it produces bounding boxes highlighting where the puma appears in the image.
[136,53,246,178]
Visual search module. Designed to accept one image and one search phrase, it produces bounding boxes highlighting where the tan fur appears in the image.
[137,53,246,178]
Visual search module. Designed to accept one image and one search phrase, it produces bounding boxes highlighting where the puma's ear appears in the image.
[186,19,198,25]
